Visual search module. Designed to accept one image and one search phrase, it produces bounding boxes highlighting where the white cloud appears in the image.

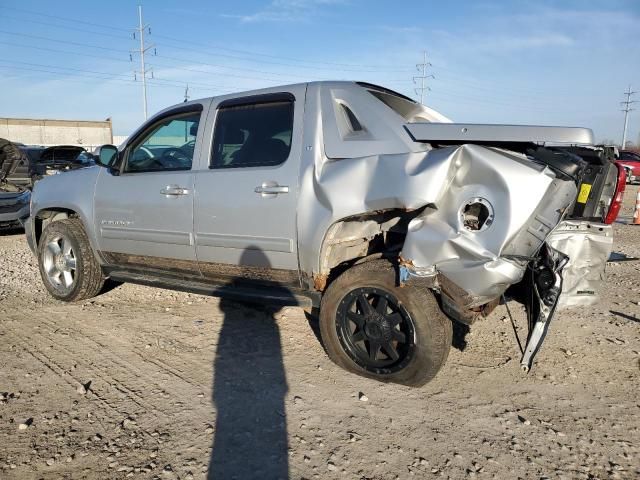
[222,0,349,23]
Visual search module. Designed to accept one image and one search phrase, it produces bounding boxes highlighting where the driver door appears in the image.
[94,105,207,275]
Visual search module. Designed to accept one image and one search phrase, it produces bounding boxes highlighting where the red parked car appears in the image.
[617,150,640,183]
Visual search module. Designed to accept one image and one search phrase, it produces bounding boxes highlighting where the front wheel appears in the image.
[37,218,105,302]
[319,260,452,387]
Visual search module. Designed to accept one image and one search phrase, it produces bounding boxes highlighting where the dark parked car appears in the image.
[36,145,93,171]
[1,140,96,229]
[0,139,31,229]
[5,145,94,187]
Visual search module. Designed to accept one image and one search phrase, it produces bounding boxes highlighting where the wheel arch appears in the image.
[33,207,99,256]
[311,207,429,292]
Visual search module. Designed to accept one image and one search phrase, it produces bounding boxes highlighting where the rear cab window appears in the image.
[210,94,294,169]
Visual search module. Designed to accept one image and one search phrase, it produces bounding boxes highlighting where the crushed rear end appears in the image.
[397,124,623,370]
[304,82,622,372]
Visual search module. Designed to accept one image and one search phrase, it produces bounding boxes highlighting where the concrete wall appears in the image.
[0,117,113,150]
[112,135,129,147]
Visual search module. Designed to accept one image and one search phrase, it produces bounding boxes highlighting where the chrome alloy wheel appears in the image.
[42,235,77,290]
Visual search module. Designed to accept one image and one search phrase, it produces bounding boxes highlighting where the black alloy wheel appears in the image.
[319,260,452,386]
[336,287,415,374]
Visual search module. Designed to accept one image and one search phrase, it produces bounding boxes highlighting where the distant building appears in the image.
[0,117,113,150]
[112,135,129,147]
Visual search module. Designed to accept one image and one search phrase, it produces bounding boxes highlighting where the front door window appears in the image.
[126,113,200,173]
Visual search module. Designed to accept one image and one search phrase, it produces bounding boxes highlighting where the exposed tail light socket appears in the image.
[604,163,627,224]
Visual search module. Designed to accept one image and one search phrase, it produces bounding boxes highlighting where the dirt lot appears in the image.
[1,187,639,480]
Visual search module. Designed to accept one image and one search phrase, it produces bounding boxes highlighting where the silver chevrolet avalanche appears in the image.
[24,82,625,386]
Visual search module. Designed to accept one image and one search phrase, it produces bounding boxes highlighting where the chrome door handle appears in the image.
[160,185,190,196]
[254,183,289,195]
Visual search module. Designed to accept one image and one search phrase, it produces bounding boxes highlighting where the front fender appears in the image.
[30,167,100,253]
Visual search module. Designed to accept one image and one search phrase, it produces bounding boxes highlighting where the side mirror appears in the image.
[94,145,119,169]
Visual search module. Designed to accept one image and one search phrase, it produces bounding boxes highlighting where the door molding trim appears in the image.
[100,226,193,246]
[195,232,293,253]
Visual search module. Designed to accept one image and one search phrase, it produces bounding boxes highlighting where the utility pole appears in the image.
[621,85,637,148]
[131,5,155,120]
[413,50,434,105]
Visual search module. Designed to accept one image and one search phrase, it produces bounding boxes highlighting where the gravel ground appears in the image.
[0,186,638,480]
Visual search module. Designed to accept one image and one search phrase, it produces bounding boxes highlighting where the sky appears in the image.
[0,0,638,143]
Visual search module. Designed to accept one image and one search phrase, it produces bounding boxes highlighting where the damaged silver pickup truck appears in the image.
[25,82,626,386]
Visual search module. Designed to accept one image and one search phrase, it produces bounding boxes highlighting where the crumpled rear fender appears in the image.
[301,143,577,310]
[401,144,577,306]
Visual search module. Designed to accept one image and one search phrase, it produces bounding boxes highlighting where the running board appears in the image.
[107,269,319,308]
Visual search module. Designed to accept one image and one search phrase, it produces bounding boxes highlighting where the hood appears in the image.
[38,145,87,165]
[0,137,26,182]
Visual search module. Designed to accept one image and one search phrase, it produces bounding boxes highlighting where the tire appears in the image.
[37,218,105,302]
[319,260,452,387]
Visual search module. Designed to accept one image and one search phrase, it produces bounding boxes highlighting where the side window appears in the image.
[620,152,640,162]
[211,100,293,169]
[125,112,200,173]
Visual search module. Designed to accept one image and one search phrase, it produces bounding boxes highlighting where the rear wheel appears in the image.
[319,260,452,387]
[38,218,105,302]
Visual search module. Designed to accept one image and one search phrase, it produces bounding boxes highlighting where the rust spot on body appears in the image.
[313,273,328,291]
[398,255,414,267]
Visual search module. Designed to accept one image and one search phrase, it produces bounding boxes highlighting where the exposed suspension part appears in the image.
[520,244,569,372]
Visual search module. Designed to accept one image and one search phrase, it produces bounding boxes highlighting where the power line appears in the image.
[621,85,637,148]
[0,59,131,79]
[0,41,593,115]
[0,14,130,41]
[0,27,401,82]
[156,35,410,73]
[0,64,226,95]
[413,50,433,105]
[0,39,290,87]
[0,6,412,72]
[0,5,131,32]
[0,29,126,53]
[0,33,595,116]
[0,9,602,118]
[0,60,227,92]
[154,41,409,74]
[154,53,310,80]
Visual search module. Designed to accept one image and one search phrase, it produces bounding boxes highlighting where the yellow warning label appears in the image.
[577,183,592,204]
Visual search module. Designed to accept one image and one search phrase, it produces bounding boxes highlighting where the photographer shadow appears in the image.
[208,248,291,480]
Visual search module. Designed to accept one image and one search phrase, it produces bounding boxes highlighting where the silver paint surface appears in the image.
[546,220,613,308]
[406,123,594,145]
[29,81,599,307]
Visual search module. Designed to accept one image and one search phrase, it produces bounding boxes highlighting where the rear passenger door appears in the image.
[193,88,305,287]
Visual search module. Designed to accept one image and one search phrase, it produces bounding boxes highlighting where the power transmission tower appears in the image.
[413,51,434,105]
[131,5,155,120]
[621,85,637,148]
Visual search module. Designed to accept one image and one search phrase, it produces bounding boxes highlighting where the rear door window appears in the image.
[210,100,294,169]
